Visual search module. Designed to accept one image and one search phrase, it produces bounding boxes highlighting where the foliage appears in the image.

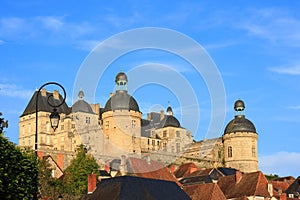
[0,135,38,199]
[38,158,63,199]
[63,145,99,197]
[265,174,279,181]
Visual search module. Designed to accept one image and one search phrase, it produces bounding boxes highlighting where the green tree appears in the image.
[0,135,38,199]
[63,145,99,198]
[39,158,63,199]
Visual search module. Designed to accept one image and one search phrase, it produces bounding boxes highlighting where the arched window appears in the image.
[228,146,232,158]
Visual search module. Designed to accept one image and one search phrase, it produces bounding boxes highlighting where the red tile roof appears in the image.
[183,183,226,200]
[218,171,270,199]
[174,162,199,179]
[126,157,181,186]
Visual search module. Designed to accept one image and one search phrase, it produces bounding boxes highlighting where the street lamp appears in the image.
[35,82,66,200]
[35,82,66,155]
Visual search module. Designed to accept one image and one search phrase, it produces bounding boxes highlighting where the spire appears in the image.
[78,90,84,100]
[115,71,128,92]
[234,99,245,118]
[166,102,173,116]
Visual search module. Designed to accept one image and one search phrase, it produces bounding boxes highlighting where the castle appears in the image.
[19,72,258,173]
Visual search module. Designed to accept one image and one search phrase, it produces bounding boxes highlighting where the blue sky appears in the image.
[1,0,300,177]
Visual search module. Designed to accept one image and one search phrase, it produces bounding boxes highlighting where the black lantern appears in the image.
[58,194,63,200]
[50,108,60,131]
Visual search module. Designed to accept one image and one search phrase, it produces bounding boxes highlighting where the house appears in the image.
[183,183,226,200]
[180,168,224,186]
[286,176,300,199]
[271,176,295,198]
[173,162,199,180]
[122,157,181,186]
[81,176,191,200]
[217,171,271,199]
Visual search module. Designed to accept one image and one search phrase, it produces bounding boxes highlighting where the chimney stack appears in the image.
[53,90,59,100]
[41,88,47,96]
[88,174,97,194]
[235,170,242,183]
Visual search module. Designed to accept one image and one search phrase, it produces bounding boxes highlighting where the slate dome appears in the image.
[103,91,140,112]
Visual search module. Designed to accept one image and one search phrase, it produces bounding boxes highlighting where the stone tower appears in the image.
[222,99,258,173]
[101,72,142,155]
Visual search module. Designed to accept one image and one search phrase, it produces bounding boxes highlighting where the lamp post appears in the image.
[35,82,66,200]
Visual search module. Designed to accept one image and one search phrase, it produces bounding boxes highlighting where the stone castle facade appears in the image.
[19,72,258,173]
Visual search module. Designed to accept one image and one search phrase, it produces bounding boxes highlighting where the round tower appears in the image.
[102,72,142,155]
[222,99,258,173]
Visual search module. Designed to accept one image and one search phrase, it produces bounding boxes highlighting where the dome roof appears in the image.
[224,116,256,134]
[103,91,140,112]
[234,99,245,111]
[72,100,94,114]
[160,115,180,128]
[115,72,128,83]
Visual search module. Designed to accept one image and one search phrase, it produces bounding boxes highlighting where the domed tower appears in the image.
[102,72,142,155]
[222,99,258,173]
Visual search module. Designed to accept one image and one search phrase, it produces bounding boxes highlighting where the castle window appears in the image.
[28,137,31,146]
[228,146,232,158]
[163,131,167,137]
[86,117,90,124]
[171,146,175,153]
[252,146,256,157]
[157,141,160,146]
[132,120,136,128]
[176,131,180,137]
[61,125,64,130]
[148,139,150,145]
[152,140,155,146]
[71,124,75,128]
[22,138,25,146]
[176,143,180,153]
[163,143,167,151]
[28,124,31,133]
[105,121,109,129]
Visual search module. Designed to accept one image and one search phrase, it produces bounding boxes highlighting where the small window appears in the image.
[132,120,136,128]
[152,140,155,146]
[61,125,64,130]
[163,143,167,151]
[176,143,180,153]
[163,131,167,137]
[252,146,256,157]
[176,131,180,137]
[71,124,75,128]
[228,146,232,158]
[86,117,90,124]
[105,121,109,129]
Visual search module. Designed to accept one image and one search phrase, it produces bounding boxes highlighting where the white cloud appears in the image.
[259,151,300,177]
[0,83,33,99]
[268,65,300,75]
[288,105,300,110]
[236,8,300,46]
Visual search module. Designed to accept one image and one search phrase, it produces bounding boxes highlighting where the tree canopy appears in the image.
[0,135,38,199]
[63,145,99,197]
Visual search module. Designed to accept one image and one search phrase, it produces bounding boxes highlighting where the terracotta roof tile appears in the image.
[126,157,181,186]
[174,162,199,179]
[183,183,226,200]
[217,171,270,199]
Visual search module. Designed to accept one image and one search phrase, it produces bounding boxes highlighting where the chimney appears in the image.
[268,183,273,197]
[147,113,151,120]
[53,90,59,100]
[279,193,287,200]
[235,170,242,183]
[169,165,175,174]
[120,155,126,175]
[160,110,165,120]
[87,174,97,194]
[41,88,47,96]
